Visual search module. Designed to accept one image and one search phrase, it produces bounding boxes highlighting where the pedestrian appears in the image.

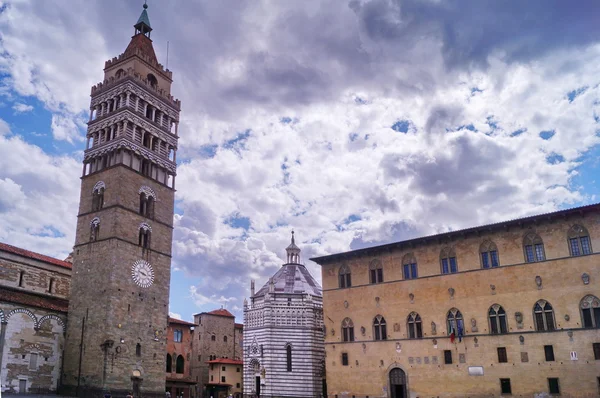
[126,392,134,398]
[104,392,111,398]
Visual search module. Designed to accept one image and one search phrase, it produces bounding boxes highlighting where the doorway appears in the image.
[389,368,407,398]
[19,379,27,393]
[132,377,141,397]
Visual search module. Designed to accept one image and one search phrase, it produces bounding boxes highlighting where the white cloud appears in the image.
[0,119,10,136]
[50,114,85,143]
[12,102,33,113]
[168,312,182,320]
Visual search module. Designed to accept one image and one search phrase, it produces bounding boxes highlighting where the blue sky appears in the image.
[0,0,599,322]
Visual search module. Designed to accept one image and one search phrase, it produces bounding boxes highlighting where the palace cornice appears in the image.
[84,136,177,174]
[87,108,178,148]
[90,78,180,117]
[311,202,600,264]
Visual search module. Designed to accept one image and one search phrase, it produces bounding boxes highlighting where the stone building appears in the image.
[206,358,243,398]
[311,203,600,398]
[0,242,71,394]
[191,309,243,398]
[243,232,325,398]
[61,3,181,397]
[166,317,197,398]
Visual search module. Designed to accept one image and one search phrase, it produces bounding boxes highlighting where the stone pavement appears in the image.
[2,395,76,398]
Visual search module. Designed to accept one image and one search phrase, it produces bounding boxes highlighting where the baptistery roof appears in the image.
[255,263,322,298]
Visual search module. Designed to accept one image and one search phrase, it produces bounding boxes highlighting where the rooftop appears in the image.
[168,317,197,327]
[0,242,72,270]
[0,286,69,313]
[206,358,243,365]
[254,263,322,297]
[195,308,235,318]
[311,202,600,264]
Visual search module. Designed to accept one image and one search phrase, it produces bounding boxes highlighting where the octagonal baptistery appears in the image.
[243,232,325,398]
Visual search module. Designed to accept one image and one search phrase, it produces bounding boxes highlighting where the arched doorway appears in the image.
[389,368,407,398]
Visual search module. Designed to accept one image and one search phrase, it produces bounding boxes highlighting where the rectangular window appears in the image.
[222,366,226,371]
[449,257,457,273]
[18,271,24,287]
[535,244,545,261]
[481,252,490,269]
[198,355,201,362]
[581,236,592,254]
[210,375,213,382]
[593,343,600,360]
[236,383,240,388]
[444,350,452,364]
[29,353,38,370]
[497,347,507,363]
[341,353,349,366]
[221,376,226,383]
[403,264,410,279]
[500,379,512,394]
[441,258,449,274]
[370,269,376,284]
[490,318,498,334]
[490,250,499,267]
[403,263,418,280]
[48,278,55,293]
[410,263,417,278]
[545,311,555,331]
[376,268,383,283]
[237,367,240,372]
[548,378,560,394]
[346,274,351,288]
[583,308,593,328]
[544,345,555,361]
[525,245,534,262]
[174,329,182,342]
[349,327,354,341]
[570,238,581,256]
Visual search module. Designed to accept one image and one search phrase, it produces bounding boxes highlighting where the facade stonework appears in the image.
[312,204,600,398]
[61,5,180,398]
[191,309,243,398]
[0,243,72,394]
[166,318,197,398]
[243,234,325,398]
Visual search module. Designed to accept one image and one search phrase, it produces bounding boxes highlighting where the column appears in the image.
[175,122,179,136]
[81,162,87,177]
[110,126,115,141]
[166,116,171,131]
[136,96,140,113]
[143,102,148,117]
[89,108,94,122]
[101,103,106,117]
[126,92,131,107]
[173,149,177,163]
[86,136,90,149]
[151,107,157,122]
[132,124,136,141]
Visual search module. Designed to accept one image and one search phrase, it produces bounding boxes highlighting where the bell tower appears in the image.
[61,4,180,397]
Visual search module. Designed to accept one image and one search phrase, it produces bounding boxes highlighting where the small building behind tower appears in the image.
[243,232,325,398]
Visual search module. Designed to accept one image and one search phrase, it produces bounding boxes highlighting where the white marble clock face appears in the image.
[131,260,154,288]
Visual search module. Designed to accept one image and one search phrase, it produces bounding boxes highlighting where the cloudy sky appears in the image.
[0,0,599,322]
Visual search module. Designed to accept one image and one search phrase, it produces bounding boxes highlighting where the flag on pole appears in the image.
[450,327,455,343]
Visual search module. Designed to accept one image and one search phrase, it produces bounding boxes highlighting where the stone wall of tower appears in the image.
[61,8,180,396]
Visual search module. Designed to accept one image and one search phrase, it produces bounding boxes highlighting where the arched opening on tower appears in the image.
[147,73,158,89]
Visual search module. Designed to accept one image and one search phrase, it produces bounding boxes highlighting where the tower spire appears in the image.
[286,230,301,264]
[134,2,152,37]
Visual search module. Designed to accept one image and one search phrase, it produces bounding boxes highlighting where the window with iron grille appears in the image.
[341,353,349,366]
[444,350,452,364]
[497,347,507,363]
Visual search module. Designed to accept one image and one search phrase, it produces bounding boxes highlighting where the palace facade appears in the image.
[311,203,600,398]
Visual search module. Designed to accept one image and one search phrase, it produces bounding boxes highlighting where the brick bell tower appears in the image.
[61,4,180,397]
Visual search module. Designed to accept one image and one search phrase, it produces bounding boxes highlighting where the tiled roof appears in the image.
[0,242,72,269]
[206,308,235,318]
[255,263,322,297]
[124,33,158,65]
[0,286,69,313]
[311,202,600,263]
[168,317,197,327]
[166,377,196,384]
[234,323,243,329]
[206,358,243,365]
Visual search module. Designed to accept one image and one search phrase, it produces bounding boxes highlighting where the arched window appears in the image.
[166,353,172,372]
[139,190,155,218]
[286,344,292,372]
[489,304,508,334]
[138,223,151,249]
[373,315,387,341]
[369,259,384,284]
[338,264,351,289]
[224,336,228,343]
[92,183,105,211]
[147,73,158,89]
[447,308,464,336]
[402,253,418,280]
[211,335,216,341]
[407,312,422,339]
[523,232,545,263]
[342,318,354,342]
[580,295,600,328]
[480,240,499,268]
[440,246,458,274]
[533,300,555,331]
[90,217,100,241]
[568,224,592,256]
[115,68,125,79]
[136,343,141,357]
[176,355,184,374]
